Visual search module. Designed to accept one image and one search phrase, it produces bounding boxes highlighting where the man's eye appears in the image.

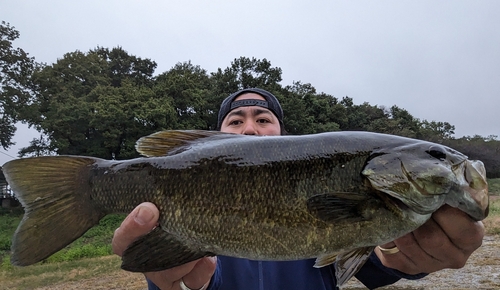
[257,119,270,123]
[229,120,242,126]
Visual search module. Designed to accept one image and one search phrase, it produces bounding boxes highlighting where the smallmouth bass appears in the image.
[2,130,489,286]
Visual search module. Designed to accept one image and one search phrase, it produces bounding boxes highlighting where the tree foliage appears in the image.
[21,47,166,159]
[418,120,455,141]
[211,57,282,92]
[155,61,213,130]
[0,21,37,149]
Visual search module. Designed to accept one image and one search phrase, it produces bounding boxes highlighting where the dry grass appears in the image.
[484,216,500,236]
[484,195,500,235]
[0,255,146,290]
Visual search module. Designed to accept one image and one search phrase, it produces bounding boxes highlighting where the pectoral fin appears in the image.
[314,252,339,268]
[306,192,370,222]
[314,247,374,286]
[121,227,214,272]
[335,247,374,286]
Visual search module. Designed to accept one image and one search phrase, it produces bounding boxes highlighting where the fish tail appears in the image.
[2,156,106,266]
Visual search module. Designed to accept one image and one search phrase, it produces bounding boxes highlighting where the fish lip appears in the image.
[463,160,489,220]
[464,186,489,221]
[448,160,489,221]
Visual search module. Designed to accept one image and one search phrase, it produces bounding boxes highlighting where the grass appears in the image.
[488,178,500,195]
[0,255,125,290]
[485,179,500,235]
[0,208,22,255]
[484,195,500,236]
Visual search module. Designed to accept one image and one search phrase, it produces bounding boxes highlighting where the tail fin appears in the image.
[2,156,106,266]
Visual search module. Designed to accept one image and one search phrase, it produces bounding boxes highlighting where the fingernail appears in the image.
[134,206,154,225]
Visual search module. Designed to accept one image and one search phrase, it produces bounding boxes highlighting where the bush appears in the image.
[0,254,13,271]
[0,213,22,253]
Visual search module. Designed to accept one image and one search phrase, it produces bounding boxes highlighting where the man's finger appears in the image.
[144,259,202,290]
[181,257,217,290]
[112,202,159,256]
[431,205,485,253]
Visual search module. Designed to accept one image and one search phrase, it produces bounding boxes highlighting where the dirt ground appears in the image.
[32,235,499,290]
[346,234,500,290]
[32,270,148,290]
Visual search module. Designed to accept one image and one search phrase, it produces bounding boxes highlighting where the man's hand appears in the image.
[112,202,217,290]
[376,205,485,275]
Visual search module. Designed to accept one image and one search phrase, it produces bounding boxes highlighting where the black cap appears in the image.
[217,88,284,130]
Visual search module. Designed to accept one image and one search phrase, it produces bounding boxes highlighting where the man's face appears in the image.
[220,93,281,136]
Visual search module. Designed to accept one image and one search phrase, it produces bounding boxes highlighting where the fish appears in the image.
[2,130,489,286]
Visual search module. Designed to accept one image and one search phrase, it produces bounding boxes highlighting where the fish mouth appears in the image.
[452,160,489,220]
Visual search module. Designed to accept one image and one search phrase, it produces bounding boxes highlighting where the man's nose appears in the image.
[242,123,258,135]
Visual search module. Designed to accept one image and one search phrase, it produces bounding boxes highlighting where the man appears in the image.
[112,88,484,290]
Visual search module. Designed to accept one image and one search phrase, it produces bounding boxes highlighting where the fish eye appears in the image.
[426,146,447,160]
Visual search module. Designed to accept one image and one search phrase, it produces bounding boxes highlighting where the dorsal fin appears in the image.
[135,130,239,157]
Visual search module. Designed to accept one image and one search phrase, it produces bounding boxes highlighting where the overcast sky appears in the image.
[1,0,499,164]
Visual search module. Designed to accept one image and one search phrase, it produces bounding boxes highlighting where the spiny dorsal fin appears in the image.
[135,130,239,157]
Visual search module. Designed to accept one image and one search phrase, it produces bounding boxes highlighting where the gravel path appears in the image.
[345,235,500,290]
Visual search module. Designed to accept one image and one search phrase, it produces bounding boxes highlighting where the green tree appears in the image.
[365,105,420,138]
[211,57,282,94]
[17,134,55,157]
[155,61,214,130]
[282,82,343,134]
[417,120,455,141]
[306,92,342,134]
[386,106,420,137]
[280,82,316,134]
[22,47,173,159]
[339,97,387,131]
[0,21,37,149]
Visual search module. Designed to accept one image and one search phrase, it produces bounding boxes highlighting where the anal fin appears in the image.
[121,227,214,272]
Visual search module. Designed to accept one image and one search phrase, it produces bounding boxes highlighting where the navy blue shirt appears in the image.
[147,253,426,290]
